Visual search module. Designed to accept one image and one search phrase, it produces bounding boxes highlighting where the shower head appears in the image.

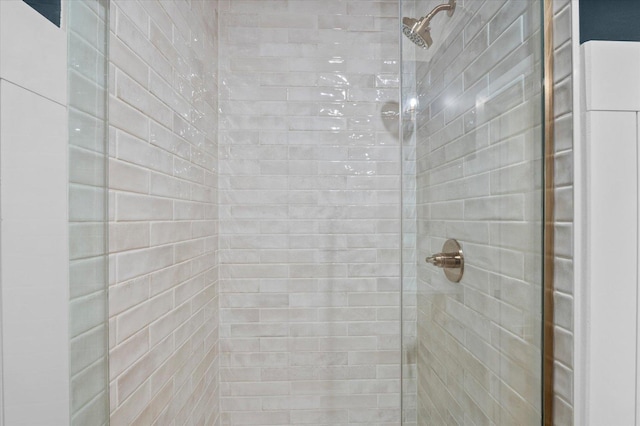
[402,17,433,49]
[402,0,456,49]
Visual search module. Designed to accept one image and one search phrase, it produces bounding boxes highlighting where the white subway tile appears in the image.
[116,292,173,343]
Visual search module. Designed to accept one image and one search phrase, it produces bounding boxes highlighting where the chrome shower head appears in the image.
[402,0,456,49]
[402,17,432,49]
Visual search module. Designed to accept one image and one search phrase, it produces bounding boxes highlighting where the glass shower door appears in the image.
[400,1,544,424]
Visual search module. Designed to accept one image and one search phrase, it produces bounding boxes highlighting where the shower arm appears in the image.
[422,0,456,26]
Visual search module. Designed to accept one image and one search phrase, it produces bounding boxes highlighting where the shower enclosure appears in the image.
[400,0,545,424]
[59,0,548,423]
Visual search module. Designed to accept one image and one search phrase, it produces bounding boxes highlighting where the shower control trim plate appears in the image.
[425,239,464,283]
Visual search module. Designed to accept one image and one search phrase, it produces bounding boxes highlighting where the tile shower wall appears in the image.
[217,1,402,424]
[550,0,574,424]
[399,1,419,423]
[411,0,545,424]
[68,0,109,424]
[108,1,219,424]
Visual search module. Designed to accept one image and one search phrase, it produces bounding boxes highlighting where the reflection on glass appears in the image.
[401,1,544,424]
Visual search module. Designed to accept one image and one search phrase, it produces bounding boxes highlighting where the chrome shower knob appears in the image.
[425,239,464,282]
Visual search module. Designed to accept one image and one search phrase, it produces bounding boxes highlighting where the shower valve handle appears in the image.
[425,252,461,268]
[425,239,464,283]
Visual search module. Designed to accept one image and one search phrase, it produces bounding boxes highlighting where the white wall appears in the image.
[0,1,69,424]
[580,40,640,425]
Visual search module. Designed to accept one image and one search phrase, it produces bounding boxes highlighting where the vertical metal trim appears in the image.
[543,0,556,424]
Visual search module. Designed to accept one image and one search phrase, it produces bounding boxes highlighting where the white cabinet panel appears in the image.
[584,41,640,112]
[581,41,640,426]
[0,80,69,426]
[586,110,638,426]
[0,0,66,104]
